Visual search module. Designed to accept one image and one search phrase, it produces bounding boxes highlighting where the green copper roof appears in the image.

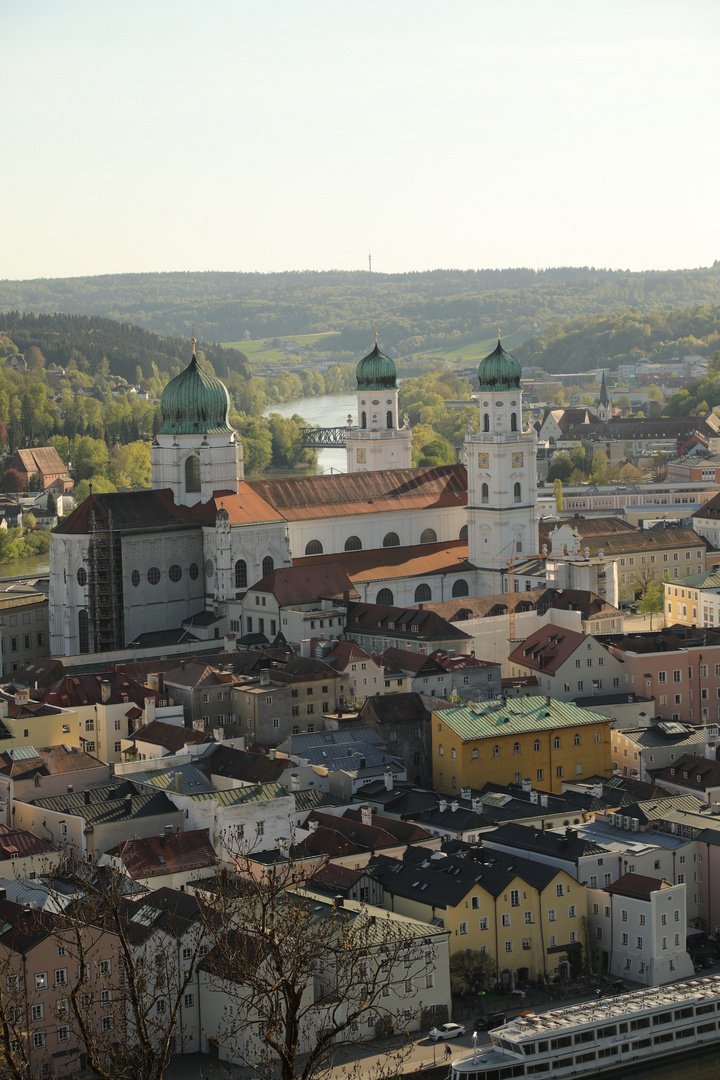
[356,342,397,391]
[435,696,609,742]
[477,339,522,392]
[158,352,234,436]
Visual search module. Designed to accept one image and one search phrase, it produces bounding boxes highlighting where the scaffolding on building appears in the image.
[88,507,125,652]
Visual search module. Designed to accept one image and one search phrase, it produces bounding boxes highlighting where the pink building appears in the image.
[603,627,720,726]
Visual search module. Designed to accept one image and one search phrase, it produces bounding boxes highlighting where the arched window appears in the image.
[481,483,489,504]
[420,528,437,544]
[361,412,367,430]
[493,745,500,758]
[513,742,520,754]
[234,559,247,589]
[514,482,521,503]
[553,736,561,749]
[534,739,541,752]
[78,610,89,654]
[511,413,518,431]
[305,539,323,555]
[376,587,394,605]
[414,583,432,603]
[185,455,201,493]
[459,524,468,541]
[262,555,274,577]
[483,413,490,432]
[386,411,393,429]
[383,532,400,548]
[345,535,362,551]
[452,578,469,598]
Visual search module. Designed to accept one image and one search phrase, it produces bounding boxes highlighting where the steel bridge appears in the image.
[300,426,347,448]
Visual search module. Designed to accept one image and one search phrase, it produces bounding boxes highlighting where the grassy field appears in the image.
[420,331,526,364]
[222,332,341,363]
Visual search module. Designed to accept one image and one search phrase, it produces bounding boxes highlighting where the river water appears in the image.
[265,392,356,474]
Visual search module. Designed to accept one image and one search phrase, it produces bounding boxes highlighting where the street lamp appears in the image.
[472,1031,478,1064]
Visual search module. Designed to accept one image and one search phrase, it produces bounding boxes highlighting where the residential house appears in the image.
[162,661,247,736]
[230,657,351,745]
[358,692,455,788]
[368,846,585,986]
[507,624,625,701]
[654,754,720,804]
[344,601,472,656]
[7,447,66,490]
[122,720,213,761]
[0,743,110,817]
[664,568,720,628]
[105,828,217,890]
[588,873,693,984]
[429,650,502,701]
[0,689,79,751]
[432,696,613,796]
[237,562,357,646]
[13,780,184,858]
[311,638,409,703]
[0,583,49,678]
[380,648,449,698]
[611,721,706,782]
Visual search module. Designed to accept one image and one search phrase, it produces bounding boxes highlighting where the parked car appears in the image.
[475,1013,507,1031]
[429,1023,466,1041]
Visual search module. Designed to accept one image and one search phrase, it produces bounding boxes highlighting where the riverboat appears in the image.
[450,975,720,1080]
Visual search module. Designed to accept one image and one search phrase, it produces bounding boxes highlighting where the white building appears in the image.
[588,872,693,985]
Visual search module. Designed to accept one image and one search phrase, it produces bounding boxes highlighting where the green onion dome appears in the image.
[158,349,233,435]
[477,340,522,392]
[355,341,397,391]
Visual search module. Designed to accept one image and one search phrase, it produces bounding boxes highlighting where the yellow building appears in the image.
[368,849,585,985]
[663,569,720,628]
[432,697,612,795]
[0,688,79,750]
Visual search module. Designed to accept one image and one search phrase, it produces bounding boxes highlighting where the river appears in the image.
[265,392,356,474]
[0,551,50,581]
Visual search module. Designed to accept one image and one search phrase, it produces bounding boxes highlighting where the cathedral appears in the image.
[49,338,539,657]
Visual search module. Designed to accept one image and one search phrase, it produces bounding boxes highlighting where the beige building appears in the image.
[0,582,49,678]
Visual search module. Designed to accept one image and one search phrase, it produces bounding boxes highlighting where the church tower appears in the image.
[345,337,412,472]
[465,340,538,592]
[596,371,611,423]
[151,341,243,506]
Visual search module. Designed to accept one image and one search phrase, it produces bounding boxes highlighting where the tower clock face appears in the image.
[478,452,489,469]
[512,452,524,468]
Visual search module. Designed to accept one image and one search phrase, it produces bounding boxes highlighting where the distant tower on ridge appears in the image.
[368,251,372,273]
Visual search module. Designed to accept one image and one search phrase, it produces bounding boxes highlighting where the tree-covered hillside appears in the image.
[515,304,720,372]
[2,267,720,362]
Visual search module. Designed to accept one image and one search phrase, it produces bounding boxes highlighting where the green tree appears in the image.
[72,475,117,502]
[553,478,564,513]
[448,949,495,996]
[109,441,151,489]
[71,436,110,481]
[547,451,574,483]
[636,574,668,630]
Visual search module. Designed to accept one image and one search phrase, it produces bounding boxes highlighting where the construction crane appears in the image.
[494,540,547,642]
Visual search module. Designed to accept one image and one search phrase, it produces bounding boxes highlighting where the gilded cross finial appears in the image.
[192,325,196,357]
[497,325,501,340]
[374,329,378,346]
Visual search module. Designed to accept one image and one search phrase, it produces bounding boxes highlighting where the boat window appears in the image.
[675,1008,693,1020]
[574,1030,595,1044]
[575,1051,595,1063]
[597,1025,616,1038]
[676,1027,695,1039]
[696,1003,715,1015]
[652,1012,672,1025]
[631,1038,652,1050]
[550,1036,572,1050]
[629,1017,650,1031]
[598,1046,619,1058]
[556,1059,573,1070]
[527,1065,550,1075]
[618,1022,628,1033]
[536,1040,548,1053]
[697,1021,716,1033]
[654,1033,673,1045]
[522,1043,536,1056]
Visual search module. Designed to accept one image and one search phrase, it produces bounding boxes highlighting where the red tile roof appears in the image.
[108,828,216,879]
[247,465,467,522]
[508,624,587,675]
[248,563,358,605]
[297,540,469,583]
[127,720,211,752]
[0,825,54,860]
[605,872,672,900]
[43,671,159,709]
[53,488,197,535]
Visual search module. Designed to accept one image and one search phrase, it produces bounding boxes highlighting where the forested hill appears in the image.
[2,266,720,361]
[0,312,250,383]
[514,305,720,372]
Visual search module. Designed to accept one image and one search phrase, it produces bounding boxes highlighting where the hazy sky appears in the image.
[4,0,719,279]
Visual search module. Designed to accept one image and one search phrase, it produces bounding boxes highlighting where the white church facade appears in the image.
[48,337,601,657]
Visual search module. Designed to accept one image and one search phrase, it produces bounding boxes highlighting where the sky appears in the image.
[4,0,720,280]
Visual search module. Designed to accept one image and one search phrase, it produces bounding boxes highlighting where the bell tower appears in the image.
[345,336,412,472]
[465,339,538,592]
[151,341,243,506]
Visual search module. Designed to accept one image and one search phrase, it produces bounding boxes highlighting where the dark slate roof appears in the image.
[30,780,179,825]
[276,727,386,755]
[346,602,471,642]
[485,822,609,863]
[54,488,197,535]
[351,782,440,818]
[205,745,286,784]
[293,789,347,813]
[247,563,358,605]
[367,846,565,909]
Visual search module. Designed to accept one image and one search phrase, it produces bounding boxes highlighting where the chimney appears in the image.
[144,696,156,724]
[334,894,344,908]
[530,790,539,804]
[450,801,459,813]
[540,794,549,807]
[174,772,183,793]
[223,633,237,653]
[100,680,112,705]
[289,773,301,792]
[260,669,270,686]
[300,639,311,659]
[384,769,393,792]
[308,820,319,833]
[461,786,471,800]
[439,799,448,813]
[84,790,91,805]
[159,833,166,849]
[521,778,532,793]
[14,688,29,706]
[360,804,372,827]
[124,794,133,816]
[472,797,482,813]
